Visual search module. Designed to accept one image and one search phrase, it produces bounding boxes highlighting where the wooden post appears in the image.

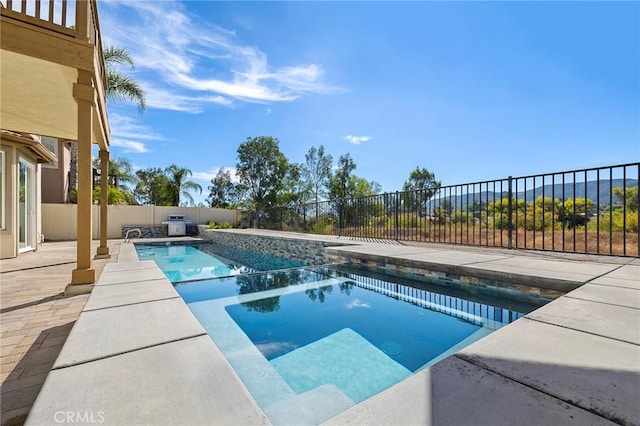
[68,70,96,292]
[96,149,110,258]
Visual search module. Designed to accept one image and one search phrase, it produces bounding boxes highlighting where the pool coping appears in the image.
[25,232,640,425]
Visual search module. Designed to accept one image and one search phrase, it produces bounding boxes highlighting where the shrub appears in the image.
[597,211,638,233]
[208,221,233,229]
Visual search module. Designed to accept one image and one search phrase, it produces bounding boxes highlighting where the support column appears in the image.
[95,149,110,258]
[68,71,96,293]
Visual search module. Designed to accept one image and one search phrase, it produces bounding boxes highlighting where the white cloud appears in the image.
[346,299,371,309]
[144,84,232,113]
[108,113,163,153]
[100,1,343,112]
[109,113,164,140]
[255,341,298,358]
[344,135,372,145]
[110,139,150,154]
[192,166,239,183]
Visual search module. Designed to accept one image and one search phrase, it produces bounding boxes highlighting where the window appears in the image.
[41,136,58,169]
[0,151,4,230]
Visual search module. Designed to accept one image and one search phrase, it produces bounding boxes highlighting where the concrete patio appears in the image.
[0,241,121,426]
[2,232,639,425]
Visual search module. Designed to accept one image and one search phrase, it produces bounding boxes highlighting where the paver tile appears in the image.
[102,260,157,272]
[469,257,618,283]
[566,283,640,309]
[325,356,615,426]
[590,265,640,289]
[27,336,269,426]
[0,372,49,394]
[458,318,640,425]
[54,298,206,368]
[398,250,511,266]
[83,278,178,311]
[527,297,640,344]
[0,384,42,415]
[94,268,167,286]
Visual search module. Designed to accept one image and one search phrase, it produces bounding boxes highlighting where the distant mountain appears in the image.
[517,179,638,203]
[426,179,638,209]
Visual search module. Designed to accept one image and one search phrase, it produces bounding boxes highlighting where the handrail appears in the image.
[124,228,142,244]
[1,0,106,87]
[1,0,75,33]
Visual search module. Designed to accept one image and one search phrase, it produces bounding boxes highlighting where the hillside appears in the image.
[426,179,638,209]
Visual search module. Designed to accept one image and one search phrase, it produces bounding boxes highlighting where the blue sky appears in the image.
[98,1,639,206]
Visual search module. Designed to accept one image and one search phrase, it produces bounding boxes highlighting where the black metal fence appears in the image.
[252,163,640,257]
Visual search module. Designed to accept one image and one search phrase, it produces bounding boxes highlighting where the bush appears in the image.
[208,221,233,229]
[596,211,638,233]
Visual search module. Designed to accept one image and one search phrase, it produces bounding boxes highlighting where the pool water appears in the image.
[176,263,538,425]
[135,243,305,282]
[175,267,338,304]
[225,282,480,372]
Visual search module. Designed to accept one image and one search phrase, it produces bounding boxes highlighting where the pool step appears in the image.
[265,384,354,425]
[270,328,411,403]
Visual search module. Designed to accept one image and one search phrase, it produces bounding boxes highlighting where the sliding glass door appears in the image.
[18,157,36,252]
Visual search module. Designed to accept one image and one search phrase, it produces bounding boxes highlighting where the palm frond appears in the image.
[106,72,146,113]
[104,46,135,70]
[182,181,203,194]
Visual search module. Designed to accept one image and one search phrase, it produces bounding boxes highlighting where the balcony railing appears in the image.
[254,162,640,257]
[1,0,107,93]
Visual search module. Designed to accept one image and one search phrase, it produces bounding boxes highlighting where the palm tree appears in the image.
[165,164,202,206]
[92,156,137,204]
[104,46,146,113]
[92,157,137,188]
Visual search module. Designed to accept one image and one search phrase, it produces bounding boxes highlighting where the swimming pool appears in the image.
[135,243,306,282]
[166,244,543,424]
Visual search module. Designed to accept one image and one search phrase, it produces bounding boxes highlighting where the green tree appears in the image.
[328,153,356,201]
[92,157,136,187]
[402,166,440,194]
[401,166,441,215]
[613,186,638,212]
[165,164,202,206]
[134,167,170,205]
[352,176,381,197]
[301,145,333,205]
[562,197,595,216]
[92,156,137,204]
[328,154,358,230]
[92,185,128,205]
[207,168,240,208]
[277,163,304,207]
[104,46,146,113]
[524,196,562,231]
[236,136,290,211]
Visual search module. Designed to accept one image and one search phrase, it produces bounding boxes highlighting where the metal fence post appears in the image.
[338,201,342,237]
[636,164,640,258]
[507,176,513,249]
[395,191,399,241]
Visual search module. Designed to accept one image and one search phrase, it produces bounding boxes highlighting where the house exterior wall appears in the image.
[0,145,17,259]
[42,204,241,240]
[0,138,46,259]
[42,139,72,203]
